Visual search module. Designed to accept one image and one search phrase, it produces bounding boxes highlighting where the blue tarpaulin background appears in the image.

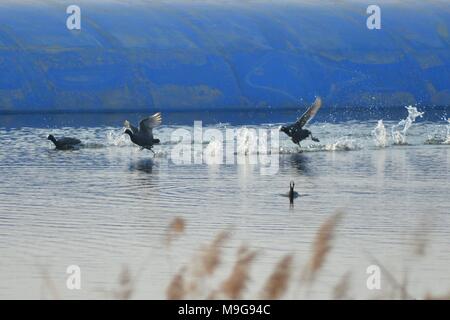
[0,0,449,113]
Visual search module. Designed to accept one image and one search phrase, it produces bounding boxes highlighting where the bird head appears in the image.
[290,181,295,189]
[47,134,55,142]
[280,126,288,134]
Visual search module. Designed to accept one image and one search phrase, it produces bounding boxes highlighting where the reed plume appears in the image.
[303,212,343,282]
[39,266,60,300]
[114,265,133,300]
[333,271,351,300]
[221,246,258,299]
[425,291,450,300]
[199,230,230,276]
[166,267,187,300]
[260,254,294,300]
[165,217,186,246]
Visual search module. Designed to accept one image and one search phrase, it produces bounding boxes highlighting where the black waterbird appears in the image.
[47,135,82,150]
[123,112,162,153]
[280,97,322,146]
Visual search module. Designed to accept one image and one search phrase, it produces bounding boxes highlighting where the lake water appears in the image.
[0,108,449,299]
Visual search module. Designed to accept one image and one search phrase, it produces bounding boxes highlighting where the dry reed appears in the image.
[165,217,186,246]
[198,230,230,276]
[114,265,133,300]
[166,267,187,300]
[39,266,60,300]
[260,254,294,299]
[332,271,351,300]
[303,212,343,282]
[220,246,258,299]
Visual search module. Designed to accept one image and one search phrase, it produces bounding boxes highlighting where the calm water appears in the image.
[0,110,449,299]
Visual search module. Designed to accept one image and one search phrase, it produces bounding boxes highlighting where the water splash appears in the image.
[372,120,387,148]
[204,137,223,164]
[106,129,129,146]
[236,127,258,155]
[445,118,450,144]
[324,138,360,151]
[391,106,424,145]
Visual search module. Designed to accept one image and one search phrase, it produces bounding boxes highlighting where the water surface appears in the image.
[0,110,449,299]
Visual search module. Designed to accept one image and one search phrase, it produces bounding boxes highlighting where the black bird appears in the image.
[123,112,162,153]
[280,181,299,205]
[47,135,82,150]
[288,181,299,204]
[280,97,322,145]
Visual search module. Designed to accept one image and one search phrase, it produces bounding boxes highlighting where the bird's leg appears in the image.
[311,135,320,142]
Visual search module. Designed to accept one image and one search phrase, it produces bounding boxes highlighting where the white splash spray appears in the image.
[445,118,450,144]
[236,127,258,155]
[106,129,129,146]
[391,106,424,145]
[324,137,360,151]
[372,120,387,147]
[204,137,223,164]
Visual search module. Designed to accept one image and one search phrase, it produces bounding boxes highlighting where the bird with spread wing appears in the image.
[280,97,322,145]
[123,112,162,153]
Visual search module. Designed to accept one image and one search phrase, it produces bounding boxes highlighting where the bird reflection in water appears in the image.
[287,153,311,175]
[129,159,155,174]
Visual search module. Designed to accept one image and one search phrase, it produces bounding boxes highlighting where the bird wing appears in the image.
[139,112,162,137]
[59,137,81,145]
[124,120,139,134]
[294,97,322,128]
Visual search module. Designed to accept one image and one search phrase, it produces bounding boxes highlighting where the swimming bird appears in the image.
[47,134,82,150]
[288,181,299,204]
[280,181,299,204]
[280,97,322,145]
[123,112,162,153]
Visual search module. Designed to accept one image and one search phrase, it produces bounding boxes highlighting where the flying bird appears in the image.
[47,135,82,150]
[280,97,322,145]
[124,112,162,153]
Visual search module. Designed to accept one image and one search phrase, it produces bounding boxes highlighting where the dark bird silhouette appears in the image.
[123,112,162,153]
[47,135,81,150]
[280,97,322,145]
[288,181,299,205]
[280,181,299,205]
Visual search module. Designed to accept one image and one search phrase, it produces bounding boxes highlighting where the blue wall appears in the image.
[0,0,449,113]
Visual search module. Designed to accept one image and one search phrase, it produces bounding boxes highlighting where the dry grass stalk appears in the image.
[39,266,60,300]
[333,271,351,300]
[166,267,187,300]
[413,215,431,256]
[199,230,230,276]
[367,255,413,300]
[221,246,258,299]
[177,230,230,298]
[165,217,186,246]
[424,291,450,300]
[303,212,343,282]
[260,254,294,300]
[114,265,133,299]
